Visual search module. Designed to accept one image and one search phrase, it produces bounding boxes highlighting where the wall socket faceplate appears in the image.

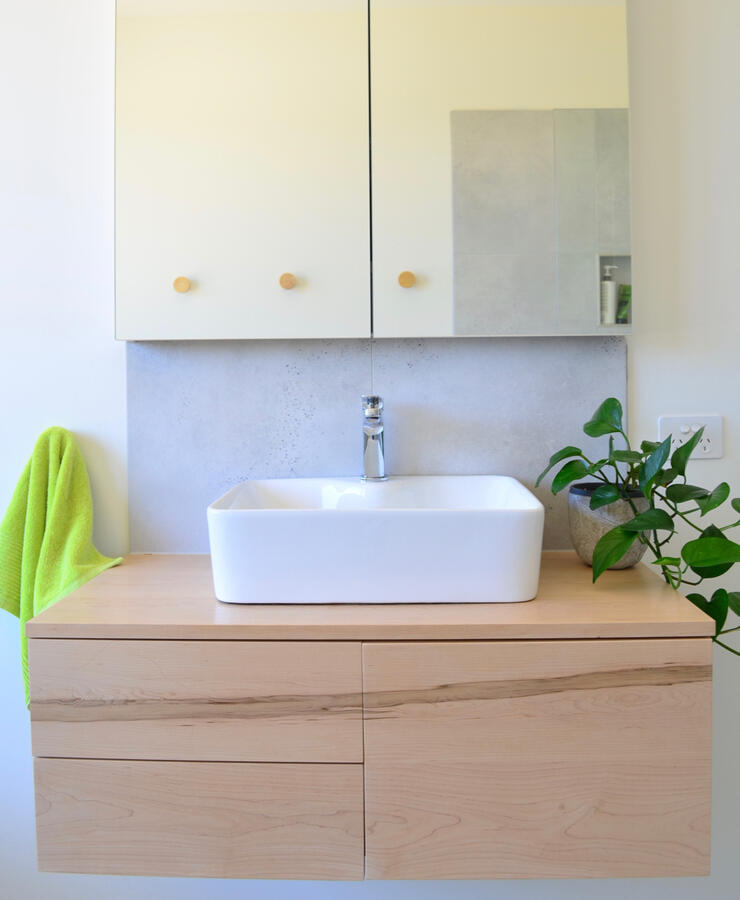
[657,415,723,460]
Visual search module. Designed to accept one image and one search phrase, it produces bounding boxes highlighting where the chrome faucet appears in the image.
[362,395,387,481]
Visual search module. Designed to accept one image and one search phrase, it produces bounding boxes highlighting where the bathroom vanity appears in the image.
[27,552,712,880]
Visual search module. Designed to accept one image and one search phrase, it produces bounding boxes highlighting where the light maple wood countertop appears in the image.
[26,551,714,641]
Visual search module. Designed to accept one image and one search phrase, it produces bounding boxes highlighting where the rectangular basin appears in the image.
[207,475,544,604]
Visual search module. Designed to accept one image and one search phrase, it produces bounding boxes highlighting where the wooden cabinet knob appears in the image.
[173,276,191,293]
[398,271,416,288]
[279,273,297,290]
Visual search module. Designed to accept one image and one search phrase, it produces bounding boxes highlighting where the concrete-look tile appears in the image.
[557,252,600,332]
[451,108,630,336]
[554,109,597,254]
[127,340,370,552]
[372,337,626,550]
[596,109,632,253]
[451,110,556,257]
[128,338,626,553]
[454,252,558,335]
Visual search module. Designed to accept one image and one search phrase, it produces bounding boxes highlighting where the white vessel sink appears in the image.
[208,475,544,604]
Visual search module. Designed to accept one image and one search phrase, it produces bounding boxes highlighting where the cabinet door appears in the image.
[116,1,369,339]
[370,1,629,337]
[364,640,711,879]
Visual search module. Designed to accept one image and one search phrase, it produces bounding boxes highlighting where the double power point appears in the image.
[657,415,723,460]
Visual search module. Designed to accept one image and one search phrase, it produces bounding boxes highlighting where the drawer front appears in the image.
[35,759,364,879]
[30,639,362,762]
[364,639,712,879]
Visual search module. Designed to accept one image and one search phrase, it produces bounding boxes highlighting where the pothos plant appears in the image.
[537,397,740,656]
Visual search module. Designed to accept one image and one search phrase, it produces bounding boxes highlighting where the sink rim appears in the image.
[208,474,544,514]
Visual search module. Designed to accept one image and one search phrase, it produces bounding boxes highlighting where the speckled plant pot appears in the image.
[568,482,650,569]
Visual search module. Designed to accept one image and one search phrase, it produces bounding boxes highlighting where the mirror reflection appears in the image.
[451,107,631,334]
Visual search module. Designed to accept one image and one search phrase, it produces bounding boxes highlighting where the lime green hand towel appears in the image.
[0,427,122,705]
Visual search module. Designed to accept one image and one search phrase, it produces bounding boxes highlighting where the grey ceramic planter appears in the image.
[568,482,649,569]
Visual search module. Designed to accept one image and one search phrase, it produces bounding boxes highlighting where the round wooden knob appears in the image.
[279,273,297,290]
[173,276,191,294]
[398,270,416,288]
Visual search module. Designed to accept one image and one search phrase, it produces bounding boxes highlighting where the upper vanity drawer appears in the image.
[29,640,362,763]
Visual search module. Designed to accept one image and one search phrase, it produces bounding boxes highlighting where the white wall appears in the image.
[626,0,740,893]
[0,1,128,549]
[0,1,128,897]
[1,0,739,897]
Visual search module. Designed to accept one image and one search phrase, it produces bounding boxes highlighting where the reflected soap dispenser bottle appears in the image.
[600,265,618,325]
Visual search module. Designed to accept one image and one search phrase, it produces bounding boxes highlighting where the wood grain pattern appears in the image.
[364,639,712,879]
[35,759,364,879]
[30,640,362,762]
[25,552,714,640]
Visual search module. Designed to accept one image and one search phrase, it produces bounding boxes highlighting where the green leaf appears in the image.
[551,459,589,494]
[583,398,624,438]
[592,526,638,581]
[671,427,705,477]
[638,436,672,496]
[711,589,731,632]
[589,484,621,510]
[621,508,675,533]
[665,484,710,503]
[536,446,583,487]
[653,467,678,488]
[610,450,644,464]
[641,440,661,454]
[732,498,740,514]
[696,482,730,516]
[685,593,708,613]
[686,525,737,579]
[728,592,740,617]
[686,591,729,634]
[682,530,740,576]
[652,556,681,567]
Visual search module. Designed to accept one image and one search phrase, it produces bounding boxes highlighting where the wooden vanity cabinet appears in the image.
[27,553,713,881]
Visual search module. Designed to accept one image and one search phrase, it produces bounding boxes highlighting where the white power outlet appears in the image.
[657,415,723,460]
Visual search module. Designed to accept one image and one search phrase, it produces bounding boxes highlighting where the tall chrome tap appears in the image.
[362,395,387,481]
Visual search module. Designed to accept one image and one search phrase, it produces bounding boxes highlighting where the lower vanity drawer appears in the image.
[35,759,365,879]
[29,639,362,762]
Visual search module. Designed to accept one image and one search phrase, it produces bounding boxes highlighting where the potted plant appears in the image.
[537,397,740,655]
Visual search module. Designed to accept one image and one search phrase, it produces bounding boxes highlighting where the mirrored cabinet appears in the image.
[115,1,631,340]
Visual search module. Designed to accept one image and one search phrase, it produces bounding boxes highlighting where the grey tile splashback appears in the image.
[127,337,626,553]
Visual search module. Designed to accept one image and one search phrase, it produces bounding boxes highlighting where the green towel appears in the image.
[0,427,122,705]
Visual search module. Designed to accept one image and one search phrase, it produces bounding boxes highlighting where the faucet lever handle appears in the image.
[362,395,384,418]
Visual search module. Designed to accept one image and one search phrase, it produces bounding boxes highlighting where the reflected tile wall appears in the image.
[452,108,630,335]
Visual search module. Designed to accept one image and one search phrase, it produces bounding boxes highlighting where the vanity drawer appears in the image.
[35,758,364,879]
[29,639,362,762]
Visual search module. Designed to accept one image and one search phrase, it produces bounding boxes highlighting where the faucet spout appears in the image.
[362,395,388,481]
